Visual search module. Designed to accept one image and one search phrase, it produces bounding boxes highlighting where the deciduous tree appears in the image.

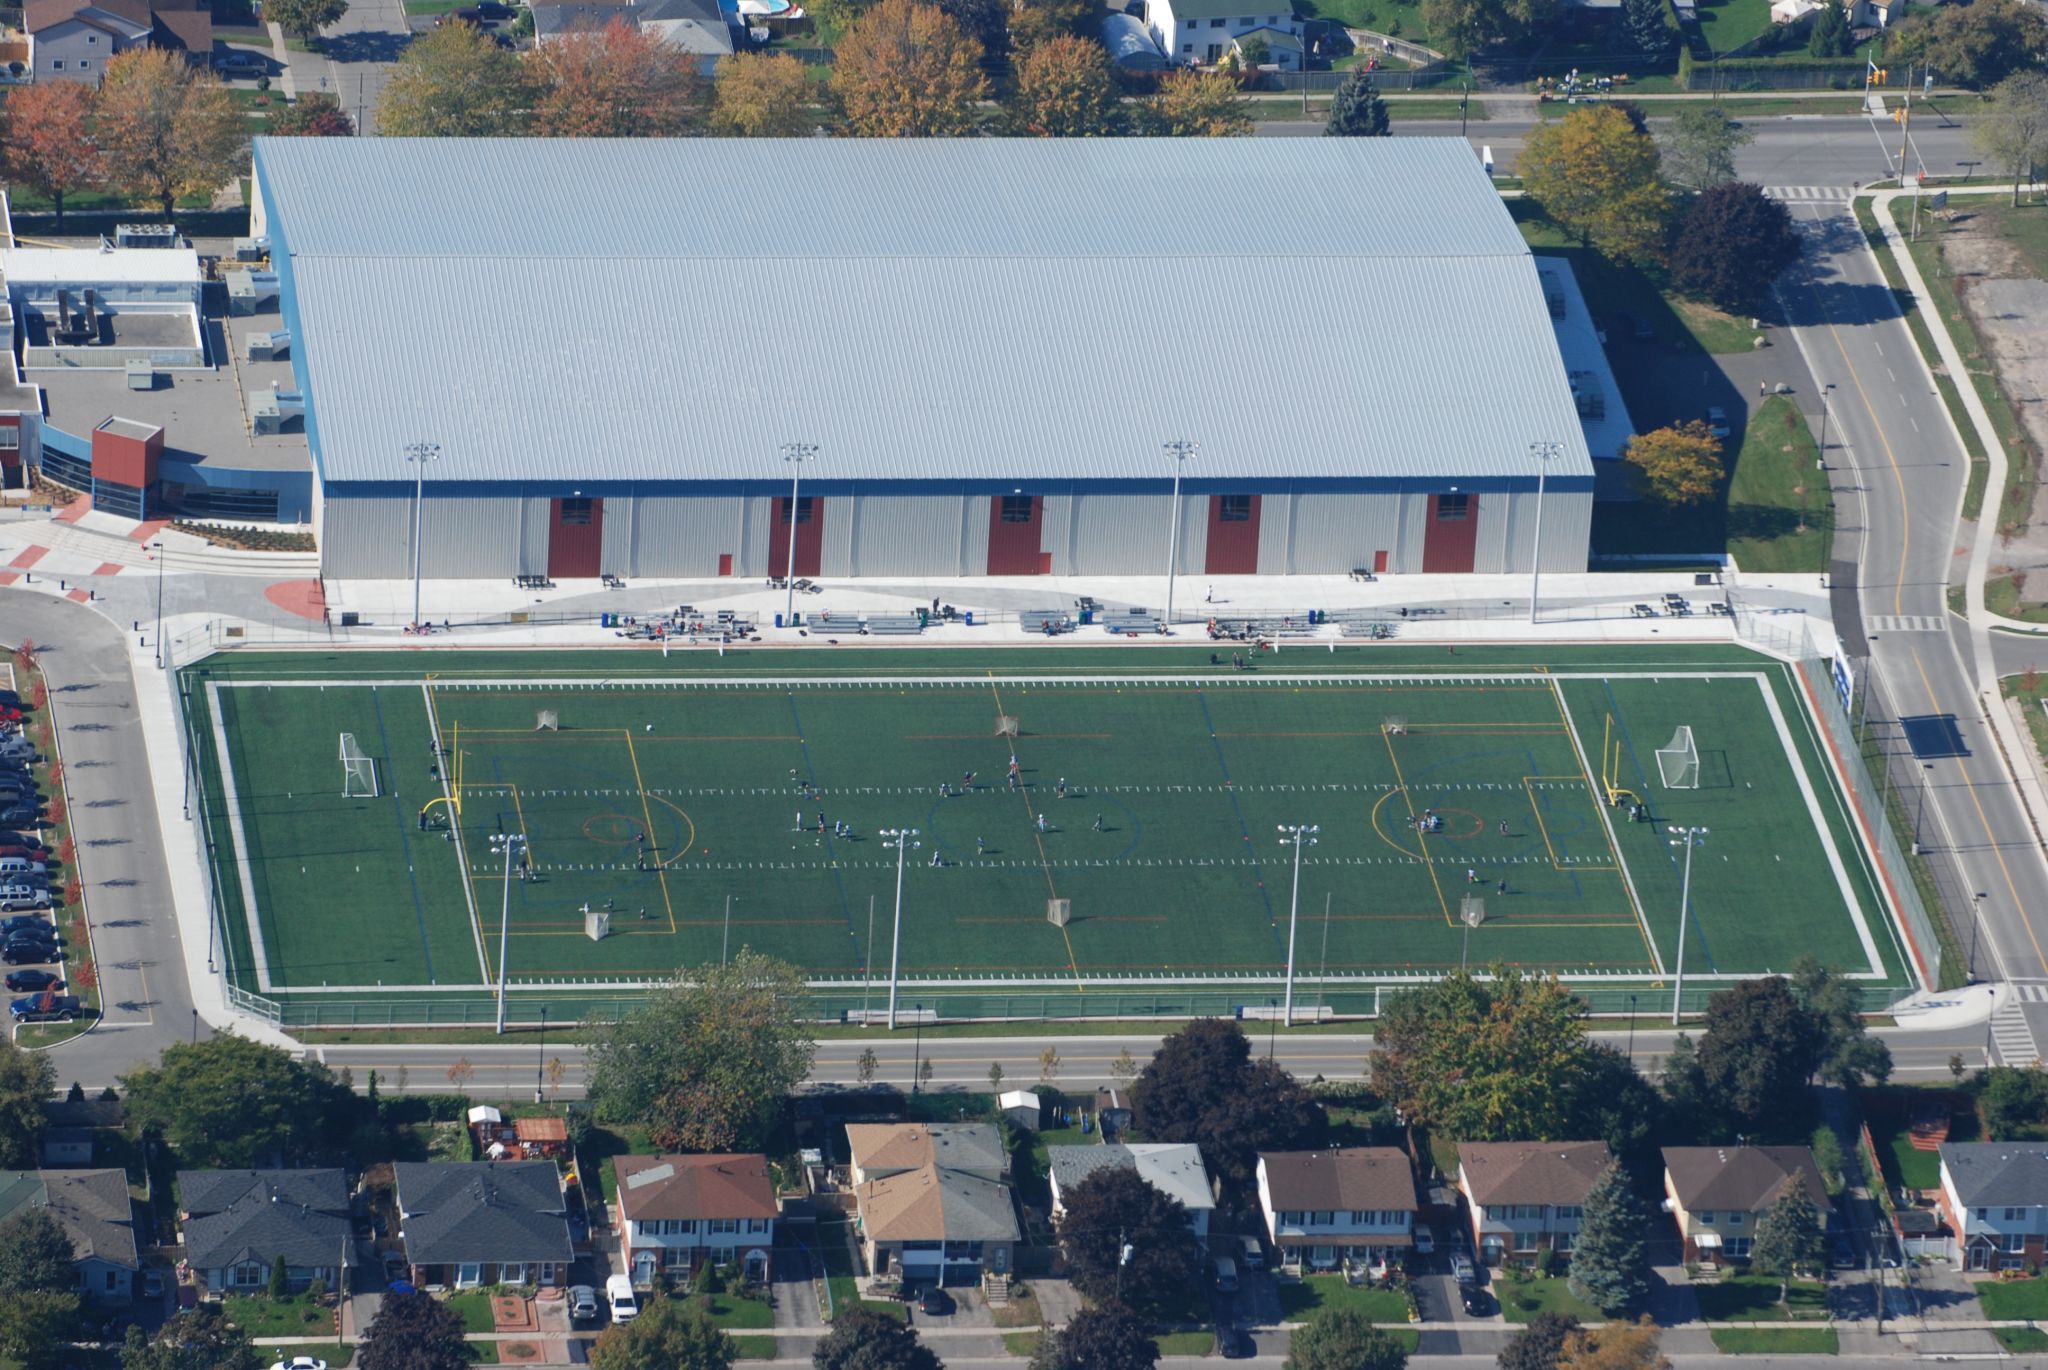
[831,0,989,136]
[1692,975,1822,1126]
[120,1032,356,1168]
[1010,0,1096,50]
[95,48,247,221]
[1029,1302,1158,1370]
[379,20,527,136]
[1520,104,1669,265]
[1980,1064,2048,1139]
[1140,68,1252,136]
[1658,105,1751,190]
[119,1308,261,1370]
[1890,0,2048,90]
[0,1035,55,1168]
[1975,70,2048,207]
[2,80,102,231]
[1285,1308,1408,1370]
[811,1306,940,1370]
[1556,1317,1668,1370]
[1131,1018,1324,1186]
[1498,1312,1581,1370]
[1621,0,1673,63]
[938,0,1010,71]
[1749,1187,1826,1296]
[0,1211,74,1298]
[358,1291,470,1370]
[1624,422,1724,507]
[1669,181,1802,313]
[589,1296,735,1370]
[0,1291,78,1370]
[709,52,820,135]
[269,91,355,135]
[1567,1167,1652,1316]
[1056,1165,1203,1318]
[261,0,349,43]
[527,18,708,136]
[586,950,815,1153]
[1790,955,1892,1089]
[1009,34,1124,135]
[1421,0,1559,52]
[1325,68,1389,136]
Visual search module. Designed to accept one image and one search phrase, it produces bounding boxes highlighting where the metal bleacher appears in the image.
[1205,612,1319,640]
[1020,608,1073,635]
[863,613,924,636]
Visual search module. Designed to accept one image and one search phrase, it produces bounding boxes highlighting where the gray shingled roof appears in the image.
[1049,1144,1215,1214]
[0,1170,136,1270]
[1940,1143,2048,1207]
[248,137,1595,490]
[177,1170,350,1272]
[394,1162,571,1267]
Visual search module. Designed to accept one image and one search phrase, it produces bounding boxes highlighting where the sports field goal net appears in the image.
[1656,726,1700,790]
[339,732,379,799]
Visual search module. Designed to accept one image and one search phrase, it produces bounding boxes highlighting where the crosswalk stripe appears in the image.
[2017,984,2048,1003]
[1994,1000,2041,1066]
[1765,185,1852,203]
[1868,614,1947,634]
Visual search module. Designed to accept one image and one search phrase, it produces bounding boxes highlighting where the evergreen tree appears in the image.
[1567,1166,1651,1316]
[1808,0,1852,56]
[1325,69,1390,136]
[1749,1188,1826,1298]
[1621,0,1674,63]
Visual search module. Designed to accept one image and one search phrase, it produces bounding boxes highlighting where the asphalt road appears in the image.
[0,595,202,1085]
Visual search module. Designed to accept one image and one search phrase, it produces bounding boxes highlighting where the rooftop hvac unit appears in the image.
[233,237,271,263]
[114,224,180,249]
[245,330,289,362]
[252,384,305,435]
[125,359,157,391]
[1569,370,1605,421]
[225,270,280,317]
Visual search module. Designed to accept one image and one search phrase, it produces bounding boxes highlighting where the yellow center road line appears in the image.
[622,728,678,935]
[1910,647,2048,977]
[986,673,1082,989]
[1380,727,1454,926]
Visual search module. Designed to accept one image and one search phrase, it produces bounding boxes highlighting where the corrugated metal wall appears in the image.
[1040,493,1073,572]
[520,497,551,577]
[741,496,773,579]
[633,495,747,577]
[601,496,637,574]
[1284,494,1408,574]
[959,496,988,576]
[821,497,855,577]
[851,495,964,577]
[1172,493,1207,576]
[1069,494,1168,576]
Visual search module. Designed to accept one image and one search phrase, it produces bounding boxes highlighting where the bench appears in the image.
[1209,615,1319,639]
[601,573,626,590]
[514,574,556,591]
[1020,609,1072,635]
[863,614,925,636]
[1103,614,1163,635]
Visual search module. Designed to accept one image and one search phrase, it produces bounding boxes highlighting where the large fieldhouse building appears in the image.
[246,136,1597,583]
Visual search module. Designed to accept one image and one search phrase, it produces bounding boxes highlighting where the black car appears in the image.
[0,914,49,935]
[916,1287,953,1317]
[4,933,61,956]
[1217,1326,1255,1360]
[1,941,58,965]
[3,969,61,993]
[0,833,46,851]
[1461,1286,1494,1318]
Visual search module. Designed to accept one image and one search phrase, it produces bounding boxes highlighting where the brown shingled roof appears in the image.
[1457,1141,1612,1207]
[1259,1148,1417,1213]
[1662,1146,1829,1214]
[614,1155,777,1223]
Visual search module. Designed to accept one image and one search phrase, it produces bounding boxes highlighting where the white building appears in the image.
[1141,0,1298,64]
[614,1154,777,1286]
[1938,1143,2048,1272]
[1256,1148,1417,1272]
[1048,1143,1216,1243]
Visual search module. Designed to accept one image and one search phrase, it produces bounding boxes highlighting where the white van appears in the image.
[0,858,46,880]
[605,1274,639,1324]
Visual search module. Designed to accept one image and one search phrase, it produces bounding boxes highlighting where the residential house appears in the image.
[0,1170,139,1304]
[1456,1141,1611,1265]
[847,1123,1017,1287]
[614,1154,777,1287]
[178,1169,350,1295]
[528,0,733,61]
[1229,25,1301,68]
[1256,1148,1417,1273]
[22,0,208,83]
[1662,1146,1830,1263]
[1048,1143,1214,1244]
[393,1161,572,1289]
[1140,0,1299,65]
[1938,1142,2048,1271]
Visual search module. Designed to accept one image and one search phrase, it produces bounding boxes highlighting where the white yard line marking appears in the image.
[421,681,491,987]
[204,681,276,994]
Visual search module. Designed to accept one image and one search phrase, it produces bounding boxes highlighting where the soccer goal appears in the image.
[339,732,379,799]
[1656,726,1700,790]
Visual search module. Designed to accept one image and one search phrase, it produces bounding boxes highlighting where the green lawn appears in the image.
[1985,575,2048,625]
[695,1292,773,1330]
[1726,394,1832,574]
[1693,1275,1830,1322]
[1002,1332,1043,1357]
[1710,1327,1839,1354]
[1499,1276,1604,1324]
[441,1292,499,1334]
[1996,1327,2048,1353]
[731,1337,776,1359]
[1291,0,1431,44]
[1514,203,1763,357]
[221,1295,338,1338]
[818,1220,906,1322]
[1275,1275,1410,1323]
[1154,1331,1214,1355]
[1862,1085,1976,1192]
[265,1344,352,1366]
[1977,1275,2048,1320]
[1694,0,1777,54]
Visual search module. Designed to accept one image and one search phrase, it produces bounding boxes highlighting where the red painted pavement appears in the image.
[7,547,47,571]
[263,579,327,622]
[129,520,170,543]
[65,589,88,603]
[89,562,123,578]
[53,497,91,524]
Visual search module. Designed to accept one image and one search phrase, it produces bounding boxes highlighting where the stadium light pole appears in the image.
[1278,824,1318,1027]
[1668,826,1707,1026]
[404,441,441,631]
[1162,440,1198,626]
[1528,440,1563,625]
[489,831,525,1036]
[779,442,818,629]
[880,827,919,1031]
[150,540,165,669]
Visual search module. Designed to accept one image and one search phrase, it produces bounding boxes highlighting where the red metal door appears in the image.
[986,495,1044,575]
[1421,493,1478,573]
[767,495,824,577]
[1373,549,1389,574]
[1203,495,1261,574]
[546,497,603,578]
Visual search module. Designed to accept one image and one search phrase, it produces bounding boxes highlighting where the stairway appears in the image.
[983,1272,1010,1306]
[1992,999,2040,1067]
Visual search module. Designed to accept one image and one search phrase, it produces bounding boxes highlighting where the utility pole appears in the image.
[1162,440,1198,626]
[1669,826,1708,1024]
[404,441,440,630]
[1528,440,1563,624]
[880,827,919,1030]
[779,442,817,629]
[1278,824,1318,1026]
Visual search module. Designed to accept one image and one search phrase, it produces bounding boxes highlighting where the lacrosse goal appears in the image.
[1656,726,1700,790]
[339,732,379,799]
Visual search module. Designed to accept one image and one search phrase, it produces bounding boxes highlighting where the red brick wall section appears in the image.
[90,425,160,489]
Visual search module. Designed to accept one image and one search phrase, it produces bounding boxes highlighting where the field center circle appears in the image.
[582,813,644,845]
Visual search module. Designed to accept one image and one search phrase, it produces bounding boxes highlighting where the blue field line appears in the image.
[786,692,864,961]
[370,687,439,984]
[1600,680,1718,973]
[1518,745,1589,899]
[1194,690,1285,952]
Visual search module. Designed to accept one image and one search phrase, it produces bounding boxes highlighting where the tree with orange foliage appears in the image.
[831,0,988,136]
[1624,421,1725,507]
[525,18,708,137]
[94,48,246,221]
[1008,33,1123,135]
[1556,1316,1669,1370]
[709,51,819,136]
[2,81,101,231]
[1519,103,1668,266]
[1138,68,1252,136]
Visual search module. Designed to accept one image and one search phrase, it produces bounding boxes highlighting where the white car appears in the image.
[270,1359,327,1370]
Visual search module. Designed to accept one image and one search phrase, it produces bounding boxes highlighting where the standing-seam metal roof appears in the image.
[250,137,1595,486]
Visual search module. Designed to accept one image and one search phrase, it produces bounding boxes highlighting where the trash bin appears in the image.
[1079,609,1093,625]
[774,613,784,628]
[964,611,974,626]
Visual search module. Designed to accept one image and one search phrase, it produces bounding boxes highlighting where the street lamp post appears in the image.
[404,442,441,631]
[489,832,525,1035]
[150,540,166,669]
[535,1006,547,1104]
[1669,826,1708,1025]
[912,1003,925,1093]
[880,827,920,1030]
[1528,440,1563,624]
[1817,383,1835,469]
[1162,440,1198,626]
[1277,824,1318,1026]
[779,442,817,629]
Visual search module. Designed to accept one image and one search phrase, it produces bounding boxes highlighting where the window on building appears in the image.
[1210,17,1225,25]
[1218,494,1253,522]
[663,1248,690,1268]
[1436,492,1471,521]
[779,494,815,525]
[0,428,18,450]
[1280,1211,1303,1226]
[1724,1237,1752,1259]
[49,59,62,68]
[1726,1213,1743,1226]
[1182,41,1193,48]
[1185,17,1195,25]
[2006,1208,2026,1221]
[1555,1206,1583,1221]
[560,497,595,525]
[1697,1212,1716,1225]
[1311,1211,1334,1227]
[77,59,88,68]
[2008,1233,2029,1254]
[1000,494,1035,524]
[1555,1231,1574,1252]
[711,1219,740,1235]
[1977,1209,1991,1221]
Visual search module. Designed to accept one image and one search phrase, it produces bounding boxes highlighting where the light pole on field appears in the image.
[880,827,919,1030]
[489,831,525,1035]
[779,442,817,629]
[1162,440,1198,627]
[1528,440,1564,624]
[1278,824,1318,1026]
[405,441,440,630]
[149,540,166,669]
[1669,826,1708,1025]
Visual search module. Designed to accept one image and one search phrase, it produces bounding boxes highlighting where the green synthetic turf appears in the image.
[184,647,1900,997]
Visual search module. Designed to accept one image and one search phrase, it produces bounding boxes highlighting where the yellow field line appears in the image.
[986,672,1080,989]
[1521,775,1618,872]
[1549,679,1659,969]
[622,727,678,935]
[1381,726,1453,926]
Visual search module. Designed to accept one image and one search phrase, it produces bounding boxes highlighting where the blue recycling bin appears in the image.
[774,613,784,628]
[964,611,974,626]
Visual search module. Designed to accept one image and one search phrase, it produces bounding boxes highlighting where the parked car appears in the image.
[0,942,57,965]
[1450,1253,1476,1286]
[0,886,51,911]
[1217,1325,1255,1359]
[215,48,269,73]
[1413,1225,1435,1255]
[4,969,61,992]
[9,992,81,1022]
[1213,1256,1239,1293]
[0,914,50,936]
[605,1274,638,1325]
[1705,406,1731,439]
[268,1359,327,1370]
[1238,1234,1264,1270]
[567,1286,599,1324]
[1461,1285,1494,1317]
[1830,1234,1857,1269]
[917,1286,953,1316]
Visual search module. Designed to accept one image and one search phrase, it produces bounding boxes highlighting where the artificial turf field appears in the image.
[185,644,1912,1008]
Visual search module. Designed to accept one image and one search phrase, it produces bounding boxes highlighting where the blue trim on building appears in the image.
[251,145,324,486]
[328,474,1601,500]
[40,422,315,523]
